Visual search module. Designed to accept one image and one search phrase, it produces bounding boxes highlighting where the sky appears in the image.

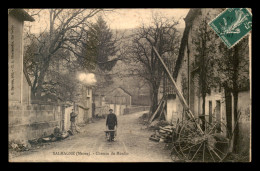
[102,8,189,30]
[25,8,190,33]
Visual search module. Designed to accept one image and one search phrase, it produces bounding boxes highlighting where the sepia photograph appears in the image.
[8,8,251,162]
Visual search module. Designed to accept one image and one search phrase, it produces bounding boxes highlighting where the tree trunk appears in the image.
[233,91,239,153]
[152,89,159,114]
[34,59,51,98]
[35,74,45,98]
[224,85,232,138]
[201,94,206,131]
[149,83,159,117]
[232,45,240,153]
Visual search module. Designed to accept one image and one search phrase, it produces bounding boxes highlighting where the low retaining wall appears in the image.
[123,106,150,115]
[8,101,62,142]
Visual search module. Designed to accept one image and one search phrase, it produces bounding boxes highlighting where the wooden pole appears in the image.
[152,46,204,134]
[153,46,188,110]
[148,97,164,123]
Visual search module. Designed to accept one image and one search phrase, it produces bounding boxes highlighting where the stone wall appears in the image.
[9,101,62,142]
[22,72,31,104]
[77,106,90,124]
[94,105,110,118]
[237,91,251,155]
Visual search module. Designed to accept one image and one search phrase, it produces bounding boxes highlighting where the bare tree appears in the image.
[24,9,108,98]
[129,13,181,115]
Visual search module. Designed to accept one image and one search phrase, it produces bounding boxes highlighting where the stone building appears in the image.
[8,9,63,142]
[8,9,93,143]
[76,85,93,125]
[8,9,34,104]
[62,85,92,131]
[164,8,251,154]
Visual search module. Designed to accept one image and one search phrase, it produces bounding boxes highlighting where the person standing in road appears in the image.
[70,109,78,134]
[106,109,117,141]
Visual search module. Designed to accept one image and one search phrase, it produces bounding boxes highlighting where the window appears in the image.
[215,100,221,132]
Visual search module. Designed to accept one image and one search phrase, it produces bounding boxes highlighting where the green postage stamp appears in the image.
[209,8,252,48]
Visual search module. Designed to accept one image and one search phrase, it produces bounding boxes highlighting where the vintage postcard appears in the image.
[8,8,251,162]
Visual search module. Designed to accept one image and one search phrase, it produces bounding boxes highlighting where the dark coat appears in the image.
[106,113,117,127]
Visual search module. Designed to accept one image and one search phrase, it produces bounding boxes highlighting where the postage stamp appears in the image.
[209,8,252,48]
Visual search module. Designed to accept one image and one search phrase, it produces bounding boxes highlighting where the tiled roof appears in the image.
[9,9,34,22]
[105,87,132,97]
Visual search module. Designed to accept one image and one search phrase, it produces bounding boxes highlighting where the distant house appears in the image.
[165,8,250,154]
[104,87,132,115]
[105,87,132,105]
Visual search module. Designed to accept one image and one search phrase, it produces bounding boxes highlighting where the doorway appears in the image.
[209,101,212,124]
[215,100,221,133]
[216,100,221,122]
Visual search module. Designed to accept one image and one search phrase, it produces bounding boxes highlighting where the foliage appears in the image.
[24,9,106,98]
[82,16,119,72]
[23,9,120,102]
[82,16,126,96]
[216,36,250,91]
[192,17,219,116]
[192,17,218,98]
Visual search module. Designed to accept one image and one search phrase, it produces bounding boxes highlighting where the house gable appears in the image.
[173,8,201,81]
[105,87,132,97]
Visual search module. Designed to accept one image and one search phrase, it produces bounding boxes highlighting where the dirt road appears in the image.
[10,111,172,162]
